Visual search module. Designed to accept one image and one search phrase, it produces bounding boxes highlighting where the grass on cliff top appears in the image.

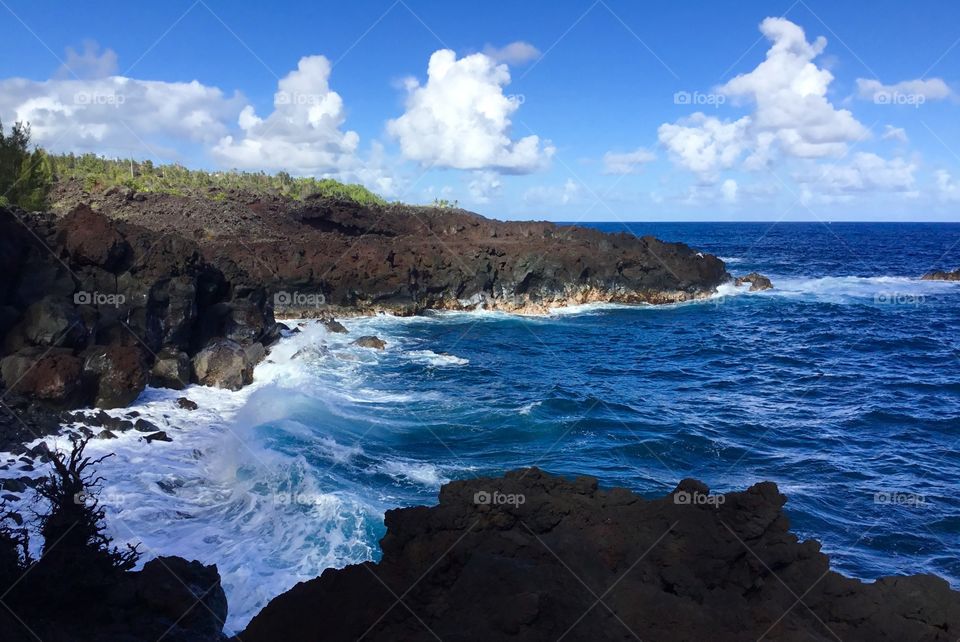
[50,153,388,206]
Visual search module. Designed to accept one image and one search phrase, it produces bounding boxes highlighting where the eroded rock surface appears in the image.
[242,468,960,642]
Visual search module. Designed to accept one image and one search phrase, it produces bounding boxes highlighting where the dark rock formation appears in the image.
[0,203,276,418]
[353,335,387,350]
[50,182,731,316]
[242,468,960,642]
[177,396,199,411]
[735,272,774,291]
[322,318,348,333]
[191,339,254,390]
[921,268,960,281]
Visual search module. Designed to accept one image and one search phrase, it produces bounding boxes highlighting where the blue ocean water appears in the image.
[74,222,960,631]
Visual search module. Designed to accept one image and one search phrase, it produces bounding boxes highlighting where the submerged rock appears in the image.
[352,335,386,350]
[322,318,348,333]
[735,272,774,291]
[177,397,199,411]
[242,468,960,642]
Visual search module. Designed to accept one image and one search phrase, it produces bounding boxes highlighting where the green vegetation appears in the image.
[0,120,55,210]
[51,154,387,205]
[0,118,388,210]
[432,198,459,209]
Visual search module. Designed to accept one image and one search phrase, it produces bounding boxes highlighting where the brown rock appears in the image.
[82,344,148,409]
[735,272,774,291]
[191,339,253,390]
[921,268,960,281]
[352,335,386,350]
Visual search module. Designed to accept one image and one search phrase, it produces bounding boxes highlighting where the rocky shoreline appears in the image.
[7,188,955,640]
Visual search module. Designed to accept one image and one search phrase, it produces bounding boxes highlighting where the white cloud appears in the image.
[658,114,751,176]
[467,170,502,203]
[523,178,580,206]
[387,49,554,173]
[936,170,960,201]
[602,147,656,174]
[794,152,916,202]
[482,41,541,66]
[659,17,869,178]
[0,74,242,156]
[213,55,362,175]
[721,178,739,203]
[881,125,908,143]
[856,78,951,102]
[58,40,118,79]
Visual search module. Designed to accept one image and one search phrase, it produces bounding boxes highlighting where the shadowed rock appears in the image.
[735,272,774,291]
[241,468,960,642]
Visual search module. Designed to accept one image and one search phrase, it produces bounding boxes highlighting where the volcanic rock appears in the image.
[191,339,254,390]
[241,468,960,642]
[149,347,191,390]
[921,268,960,281]
[82,344,148,409]
[735,272,774,291]
[353,335,386,350]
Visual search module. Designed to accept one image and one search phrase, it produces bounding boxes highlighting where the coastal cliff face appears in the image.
[242,468,960,642]
[50,181,730,315]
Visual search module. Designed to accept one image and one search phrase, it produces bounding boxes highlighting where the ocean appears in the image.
[42,222,960,632]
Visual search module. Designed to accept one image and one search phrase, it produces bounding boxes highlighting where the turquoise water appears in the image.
[74,222,960,631]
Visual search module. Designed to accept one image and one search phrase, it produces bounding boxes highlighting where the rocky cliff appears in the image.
[242,468,960,641]
[50,181,730,315]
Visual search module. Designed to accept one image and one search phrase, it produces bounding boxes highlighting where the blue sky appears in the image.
[1,0,959,221]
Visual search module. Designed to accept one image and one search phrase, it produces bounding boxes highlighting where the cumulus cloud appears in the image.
[856,77,951,102]
[881,125,908,143]
[482,41,541,66]
[387,49,554,173]
[602,147,656,174]
[0,73,242,156]
[57,40,118,79]
[658,114,751,176]
[794,152,916,203]
[659,17,869,177]
[213,55,362,175]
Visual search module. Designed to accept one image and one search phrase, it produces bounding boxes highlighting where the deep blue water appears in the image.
[80,222,960,631]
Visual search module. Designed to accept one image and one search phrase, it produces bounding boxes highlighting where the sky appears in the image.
[1,0,959,221]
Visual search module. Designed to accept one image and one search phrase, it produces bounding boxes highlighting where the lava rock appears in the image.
[322,318,348,334]
[149,347,191,390]
[59,203,131,270]
[143,431,171,443]
[241,468,960,642]
[921,268,960,281]
[177,397,199,411]
[352,335,386,350]
[735,272,774,291]
[82,344,148,408]
[191,339,253,390]
[0,348,85,407]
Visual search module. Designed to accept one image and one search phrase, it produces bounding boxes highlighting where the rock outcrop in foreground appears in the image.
[242,468,960,642]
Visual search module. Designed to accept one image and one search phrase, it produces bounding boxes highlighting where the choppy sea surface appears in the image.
[13,222,960,632]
